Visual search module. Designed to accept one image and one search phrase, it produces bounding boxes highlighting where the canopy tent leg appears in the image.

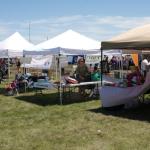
[100,48,103,86]
[7,52,10,82]
[59,53,62,105]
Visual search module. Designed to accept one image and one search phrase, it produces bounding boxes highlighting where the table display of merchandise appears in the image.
[100,71,150,108]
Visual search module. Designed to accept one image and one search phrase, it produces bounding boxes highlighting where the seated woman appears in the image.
[127,66,144,87]
[75,58,91,82]
[75,58,91,95]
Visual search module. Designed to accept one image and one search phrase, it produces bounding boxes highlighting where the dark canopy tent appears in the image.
[100,24,150,107]
[100,24,150,85]
[101,24,150,51]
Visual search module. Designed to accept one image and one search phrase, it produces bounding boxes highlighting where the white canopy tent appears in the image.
[24,29,101,104]
[24,29,101,55]
[0,32,34,57]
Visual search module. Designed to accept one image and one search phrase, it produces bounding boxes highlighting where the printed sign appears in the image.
[85,55,101,64]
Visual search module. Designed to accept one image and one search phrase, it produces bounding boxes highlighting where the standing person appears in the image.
[141,57,149,78]
[16,58,21,73]
[105,55,110,73]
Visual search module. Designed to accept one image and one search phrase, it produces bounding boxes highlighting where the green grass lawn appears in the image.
[0,82,150,150]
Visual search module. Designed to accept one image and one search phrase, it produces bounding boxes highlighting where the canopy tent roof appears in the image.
[0,32,34,57]
[101,24,150,50]
[25,29,101,55]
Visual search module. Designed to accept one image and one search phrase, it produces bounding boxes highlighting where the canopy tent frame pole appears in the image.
[7,50,10,81]
[118,50,123,80]
[121,50,124,80]
[23,54,27,93]
[100,48,103,86]
[59,48,62,105]
[52,55,58,80]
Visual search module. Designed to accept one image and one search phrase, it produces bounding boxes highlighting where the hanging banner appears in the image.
[21,55,53,69]
[85,55,101,64]
[131,54,139,66]
[59,55,68,67]
[20,57,32,64]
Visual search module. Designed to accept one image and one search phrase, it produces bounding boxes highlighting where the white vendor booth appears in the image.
[0,32,34,57]
[0,32,34,78]
[100,24,150,108]
[24,29,101,104]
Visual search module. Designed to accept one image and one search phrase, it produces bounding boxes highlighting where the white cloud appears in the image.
[1,15,150,43]
[96,16,149,27]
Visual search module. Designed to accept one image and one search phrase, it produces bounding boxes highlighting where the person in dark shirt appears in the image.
[16,59,21,72]
[75,58,90,82]
[75,58,90,95]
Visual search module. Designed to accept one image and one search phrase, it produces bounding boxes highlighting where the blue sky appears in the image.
[0,0,150,44]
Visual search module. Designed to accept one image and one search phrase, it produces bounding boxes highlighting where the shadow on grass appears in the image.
[16,91,97,106]
[16,92,60,106]
[0,87,6,94]
[88,98,150,122]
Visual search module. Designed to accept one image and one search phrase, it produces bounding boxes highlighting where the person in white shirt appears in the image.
[141,58,149,78]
